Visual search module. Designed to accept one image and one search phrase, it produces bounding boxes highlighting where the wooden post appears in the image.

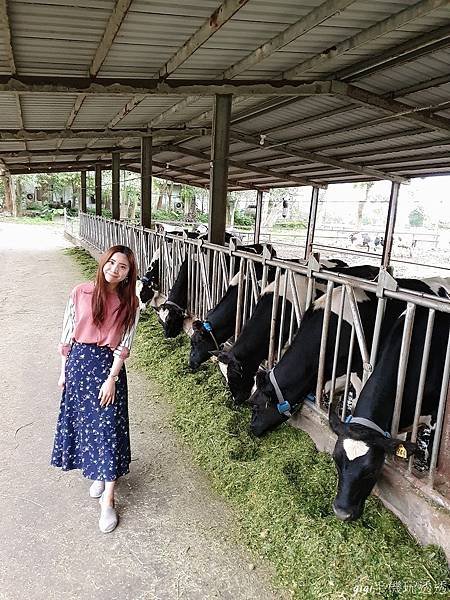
[80,171,87,213]
[141,136,152,228]
[95,164,102,216]
[254,189,263,244]
[112,151,120,221]
[209,93,232,245]
[304,186,319,259]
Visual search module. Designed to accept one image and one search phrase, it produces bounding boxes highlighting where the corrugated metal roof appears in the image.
[0,0,449,188]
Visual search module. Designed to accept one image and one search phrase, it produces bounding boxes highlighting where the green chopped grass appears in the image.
[67,247,450,600]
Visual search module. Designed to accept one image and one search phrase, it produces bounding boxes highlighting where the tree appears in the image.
[353,181,374,228]
[408,206,425,228]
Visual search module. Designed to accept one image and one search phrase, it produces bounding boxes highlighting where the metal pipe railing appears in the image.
[77,213,450,503]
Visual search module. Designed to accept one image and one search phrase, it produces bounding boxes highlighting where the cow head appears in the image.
[247,371,289,436]
[139,274,158,305]
[159,303,185,338]
[329,411,417,521]
[189,320,218,370]
[217,351,254,405]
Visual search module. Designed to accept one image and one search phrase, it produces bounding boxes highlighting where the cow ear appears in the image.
[383,438,417,459]
[217,351,231,364]
[192,320,203,331]
[329,410,346,436]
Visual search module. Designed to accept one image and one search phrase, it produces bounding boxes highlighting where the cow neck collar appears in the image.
[269,369,292,417]
[202,321,220,351]
[345,415,391,438]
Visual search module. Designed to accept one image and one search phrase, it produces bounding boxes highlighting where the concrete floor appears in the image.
[0,221,283,600]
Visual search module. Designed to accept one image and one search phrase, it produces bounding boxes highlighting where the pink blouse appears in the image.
[58,282,140,359]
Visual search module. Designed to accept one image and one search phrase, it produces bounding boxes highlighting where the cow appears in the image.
[349,232,371,252]
[158,257,189,338]
[217,263,379,405]
[247,278,447,438]
[137,248,161,309]
[188,244,275,371]
[329,285,449,522]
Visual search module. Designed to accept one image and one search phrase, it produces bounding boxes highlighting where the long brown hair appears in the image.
[92,245,138,332]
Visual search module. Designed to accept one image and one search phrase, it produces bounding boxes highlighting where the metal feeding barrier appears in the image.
[77,213,450,498]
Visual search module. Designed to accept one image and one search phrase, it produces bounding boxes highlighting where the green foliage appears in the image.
[153,208,184,222]
[233,209,254,227]
[273,220,306,230]
[409,206,425,228]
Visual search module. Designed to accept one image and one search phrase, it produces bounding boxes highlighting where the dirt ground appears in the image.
[0,220,284,600]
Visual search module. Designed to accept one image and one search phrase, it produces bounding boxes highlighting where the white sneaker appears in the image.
[89,480,105,498]
[98,493,118,533]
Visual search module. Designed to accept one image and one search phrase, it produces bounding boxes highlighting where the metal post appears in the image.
[254,189,263,244]
[209,93,232,246]
[141,135,152,229]
[80,170,87,213]
[112,151,120,221]
[381,181,401,269]
[95,164,102,216]
[304,186,319,259]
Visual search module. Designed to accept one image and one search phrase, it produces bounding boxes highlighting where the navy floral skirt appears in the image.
[51,342,131,481]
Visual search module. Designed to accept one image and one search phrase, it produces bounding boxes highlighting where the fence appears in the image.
[77,213,450,506]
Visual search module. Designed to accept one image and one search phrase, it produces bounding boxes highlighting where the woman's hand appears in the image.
[99,377,116,407]
[58,372,65,389]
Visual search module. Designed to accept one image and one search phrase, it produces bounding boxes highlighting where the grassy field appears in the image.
[67,246,450,600]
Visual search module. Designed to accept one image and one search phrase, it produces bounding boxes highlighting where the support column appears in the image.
[254,189,263,244]
[95,164,102,216]
[80,171,87,213]
[141,135,152,229]
[112,151,120,221]
[209,94,232,245]
[304,186,320,259]
[381,181,401,270]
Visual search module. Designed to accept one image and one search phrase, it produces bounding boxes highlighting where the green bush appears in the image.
[234,210,254,227]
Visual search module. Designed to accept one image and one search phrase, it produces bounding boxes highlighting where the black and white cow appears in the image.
[158,257,189,338]
[137,248,161,308]
[329,282,449,521]
[248,278,446,437]
[217,263,379,405]
[188,244,275,371]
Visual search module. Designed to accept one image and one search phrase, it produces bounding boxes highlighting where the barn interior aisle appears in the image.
[0,221,282,600]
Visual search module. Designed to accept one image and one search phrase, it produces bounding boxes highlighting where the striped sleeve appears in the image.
[58,294,75,356]
[113,307,141,359]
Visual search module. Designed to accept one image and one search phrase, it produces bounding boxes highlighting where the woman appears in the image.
[51,245,140,533]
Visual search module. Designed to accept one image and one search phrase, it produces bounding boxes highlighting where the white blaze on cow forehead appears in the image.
[343,438,370,461]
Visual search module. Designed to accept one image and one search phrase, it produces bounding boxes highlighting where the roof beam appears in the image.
[158,0,251,79]
[388,73,450,99]
[283,0,449,79]
[335,137,450,160]
[150,0,357,127]
[164,142,326,188]
[0,0,16,74]
[222,0,358,79]
[0,76,338,96]
[341,83,450,135]
[152,159,257,191]
[89,0,133,77]
[0,145,143,161]
[335,23,450,81]
[229,129,408,183]
[107,94,146,127]
[0,127,211,142]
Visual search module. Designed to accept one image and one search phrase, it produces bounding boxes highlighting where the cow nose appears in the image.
[332,502,353,521]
